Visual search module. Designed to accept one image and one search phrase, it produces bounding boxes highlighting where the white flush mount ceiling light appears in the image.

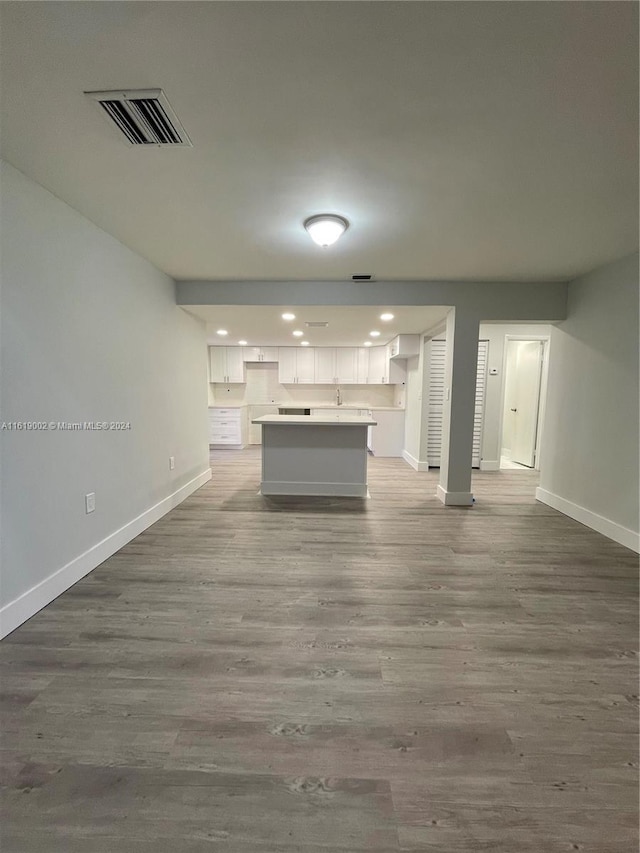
[304,214,349,247]
[217,329,228,336]
[300,341,310,346]
[293,330,304,337]
[380,313,394,321]
[364,341,373,347]
[238,340,248,346]
[369,330,381,338]
[282,313,296,321]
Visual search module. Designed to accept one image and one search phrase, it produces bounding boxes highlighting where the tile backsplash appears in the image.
[209,363,404,407]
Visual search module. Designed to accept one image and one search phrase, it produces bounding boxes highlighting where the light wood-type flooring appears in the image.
[1,448,638,852]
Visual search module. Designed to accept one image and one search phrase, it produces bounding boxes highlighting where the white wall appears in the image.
[537,252,639,551]
[0,162,211,635]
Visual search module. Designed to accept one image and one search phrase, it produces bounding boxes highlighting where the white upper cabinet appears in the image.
[209,347,246,383]
[314,348,335,384]
[356,348,370,384]
[278,347,315,383]
[387,334,420,359]
[242,346,278,362]
[335,348,358,383]
[367,346,387,384]
[368,346,406,384]
[314,348,358,384]
[296,348,315,383]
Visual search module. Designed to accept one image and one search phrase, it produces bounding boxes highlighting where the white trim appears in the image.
[436,484,474,506]
[479,459,500,471]
[0,468,212,639]
[260,481,368,497]
[402,450,429,471]
[535,487,640,553]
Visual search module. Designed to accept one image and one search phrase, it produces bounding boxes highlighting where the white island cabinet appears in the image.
[252,413,377,497]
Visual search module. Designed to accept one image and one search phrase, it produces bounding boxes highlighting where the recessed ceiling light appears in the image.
[217,329,228,336]
[282,312,296,321]
[380,313,394,321]
[364,341,373,347]
[304,214,349,247]
[370,330,381,337]
[293,330,303,337]
[300,340,310,346]
[238,340,248,346]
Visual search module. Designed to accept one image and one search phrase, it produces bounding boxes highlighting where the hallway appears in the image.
[1,449,637,851]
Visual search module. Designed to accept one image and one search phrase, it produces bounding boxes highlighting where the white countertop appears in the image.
[252,414,377,426]
[262,404,404,412]
[210,403,403,412]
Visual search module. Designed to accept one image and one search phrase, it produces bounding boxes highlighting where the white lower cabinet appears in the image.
[366,409,405,457]
[209,407,247,448]
[248,405,279,444]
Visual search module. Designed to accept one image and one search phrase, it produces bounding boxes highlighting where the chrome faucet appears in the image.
[336,386,342,406]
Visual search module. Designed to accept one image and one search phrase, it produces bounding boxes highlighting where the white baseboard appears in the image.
[480,459,500,471]
[535,487,640,553]
[0,468,212,639]
[260,480,368,497]
[402,450,429,471]
[436,484,474,506]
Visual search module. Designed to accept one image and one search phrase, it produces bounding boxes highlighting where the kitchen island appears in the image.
[251,413,377,497]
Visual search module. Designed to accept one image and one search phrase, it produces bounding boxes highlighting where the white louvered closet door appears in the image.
[426,339,488,468]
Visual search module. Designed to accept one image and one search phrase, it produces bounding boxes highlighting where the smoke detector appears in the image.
[85,89,192,146]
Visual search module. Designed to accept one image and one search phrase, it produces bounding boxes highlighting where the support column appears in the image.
[437,308,480,506]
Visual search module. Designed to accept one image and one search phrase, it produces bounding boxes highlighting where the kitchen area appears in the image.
[207,332,418,461]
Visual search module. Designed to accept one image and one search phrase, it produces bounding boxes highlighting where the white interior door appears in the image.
[507,340,544,468]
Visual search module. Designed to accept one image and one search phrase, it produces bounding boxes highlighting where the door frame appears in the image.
[498,335,550,471]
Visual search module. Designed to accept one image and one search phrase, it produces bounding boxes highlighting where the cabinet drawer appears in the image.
[210,418,239,428]
[211,432,241,443]
[210,408,242,419]
[211,424,241,436]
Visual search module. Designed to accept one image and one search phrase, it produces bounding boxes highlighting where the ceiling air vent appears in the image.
[85,89,192,146]
[305,321,329,328]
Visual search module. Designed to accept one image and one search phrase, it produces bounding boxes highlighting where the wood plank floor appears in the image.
[1,448,638,852]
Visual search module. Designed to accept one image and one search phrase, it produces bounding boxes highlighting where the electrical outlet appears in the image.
[85,492,95,514]
[169,456,175,470]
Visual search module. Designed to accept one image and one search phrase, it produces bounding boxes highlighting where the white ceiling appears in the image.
[1,2,637,282]
[186,304,450,348]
